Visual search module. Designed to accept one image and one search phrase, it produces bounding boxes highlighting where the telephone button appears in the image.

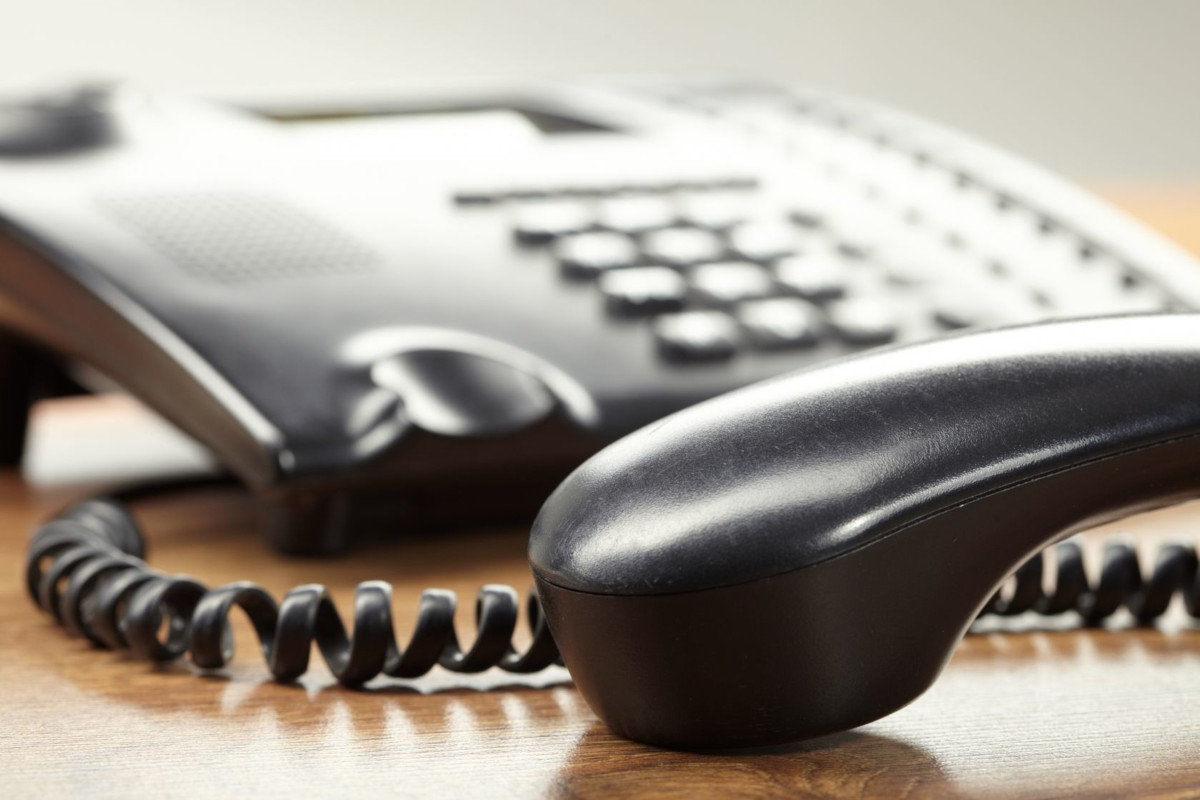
[930,286,989,329]
[689,262,774,305]
[789,202,825,229]
[737,298,824,349]
[728,221,804,262]
[506,186,556,201]
[826,296,900,343]
[653,310,740,361]
[774,251,850,301]
[931,277,1047,329]
[641,227,725,268]
[678,192,751,231]
[881,239,961,286]
[707,175,760,191]
[453,187,504,205]
[600,267,687,316]
[555,232,639,278]
[597,196,677,234]
[512,200,594,243]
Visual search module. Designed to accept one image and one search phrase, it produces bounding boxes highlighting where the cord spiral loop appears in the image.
[27,500,1200,688]
[981,539,1200,623]
[26,499,562,686]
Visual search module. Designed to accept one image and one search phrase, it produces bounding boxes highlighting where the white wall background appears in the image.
[2,0,1198,180]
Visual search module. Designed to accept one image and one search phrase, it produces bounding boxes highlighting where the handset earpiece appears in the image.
[529,313,1200,749]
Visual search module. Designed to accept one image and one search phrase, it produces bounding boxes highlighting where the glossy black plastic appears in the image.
[530,314,1200,748]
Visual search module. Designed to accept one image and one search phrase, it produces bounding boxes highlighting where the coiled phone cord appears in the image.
[25,497,1200,687]
[980,536,1200,623]
[26,498,561,685]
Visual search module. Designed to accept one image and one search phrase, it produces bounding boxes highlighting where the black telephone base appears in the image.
[3,78,1198,552]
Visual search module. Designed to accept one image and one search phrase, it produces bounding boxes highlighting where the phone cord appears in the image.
[26,499,560,685]
[26,498,1200,687]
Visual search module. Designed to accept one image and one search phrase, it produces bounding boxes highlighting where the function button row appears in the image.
[517,195,792,248]
[654,295,891,362]
[556,219,820,279]
[611,274,954,363]
[595,247,864,316]
[454,175,760,205]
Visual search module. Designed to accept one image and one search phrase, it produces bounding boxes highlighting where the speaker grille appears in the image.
[96,192,381,283]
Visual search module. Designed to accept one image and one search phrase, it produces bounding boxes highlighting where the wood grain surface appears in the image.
[4,187,1200,799]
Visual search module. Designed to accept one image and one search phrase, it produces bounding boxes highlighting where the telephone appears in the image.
[12,79,1200,751]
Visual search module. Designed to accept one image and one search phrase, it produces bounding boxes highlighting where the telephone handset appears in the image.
[10,79,1200,750]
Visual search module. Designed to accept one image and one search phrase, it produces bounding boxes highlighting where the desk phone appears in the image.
[2,78,1198,553]
[11,78,1200,750]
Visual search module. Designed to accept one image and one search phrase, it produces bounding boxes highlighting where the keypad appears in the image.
[454,89,1179,367]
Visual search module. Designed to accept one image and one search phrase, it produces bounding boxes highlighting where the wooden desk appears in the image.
[4,187,1200,798]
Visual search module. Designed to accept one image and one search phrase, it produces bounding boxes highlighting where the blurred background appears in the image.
[2,0,1198,180]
